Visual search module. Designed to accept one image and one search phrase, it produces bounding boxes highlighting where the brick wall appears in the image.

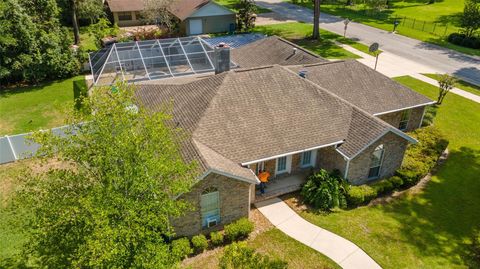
[171,173,252,237]
[377,106,426,132]
[317,146,347,176]
[347,132,408,185]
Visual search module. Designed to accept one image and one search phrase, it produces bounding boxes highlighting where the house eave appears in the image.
[373,101,436,116]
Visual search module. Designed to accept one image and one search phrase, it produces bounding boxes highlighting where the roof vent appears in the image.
[293,48,298,54]
[299,70,307,78]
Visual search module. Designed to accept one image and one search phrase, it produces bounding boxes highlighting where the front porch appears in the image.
[254,173,307,203]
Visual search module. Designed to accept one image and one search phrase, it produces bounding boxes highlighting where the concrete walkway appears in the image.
[338,44,480,104]
[255,0,480,86]
[255,198,382,269]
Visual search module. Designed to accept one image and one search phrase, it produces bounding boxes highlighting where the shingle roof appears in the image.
[169,0,210,21]
[135,64,413,181]
[231,36,328,68]
[107,0,143,12]
[288,60,434,115]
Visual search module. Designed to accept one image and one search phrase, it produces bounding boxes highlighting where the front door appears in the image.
[189,19,203,35]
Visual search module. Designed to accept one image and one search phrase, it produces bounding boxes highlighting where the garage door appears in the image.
[189,19,203,35]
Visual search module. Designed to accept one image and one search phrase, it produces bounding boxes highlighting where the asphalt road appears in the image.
[256,0,480,86]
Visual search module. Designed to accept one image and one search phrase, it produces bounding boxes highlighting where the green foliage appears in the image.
[437,74,457,105]
[397,126,449,186]
[210,231,224,246]
[346,185,377,207]
[301,169,348,210]
[11,84,197,268]
[171,238,193,260]
[237,0,257,32]
[224,218,254,242]
[88,18,119,48]
[73,78,88,110]
[370,179,394,195]
[387,176,404,188]
[461,0,480,38]
[0,0,80,84]
[421,105,438,127]
[191,234,209,252]
[219,242,288,269]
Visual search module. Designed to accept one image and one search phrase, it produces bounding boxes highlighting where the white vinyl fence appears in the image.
[0,126,70,165]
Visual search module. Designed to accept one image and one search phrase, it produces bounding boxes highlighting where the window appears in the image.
[118,12,132,21]
[368,145,384,179]
[200,187,220,228]
[301,150,317,168]
[399,109,411,131]
[255,161,265,174]
[277,156,287,173]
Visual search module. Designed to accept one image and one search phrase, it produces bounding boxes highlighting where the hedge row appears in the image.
[170,218,254,261]
[448,33,480,49]
[346,126,448,207]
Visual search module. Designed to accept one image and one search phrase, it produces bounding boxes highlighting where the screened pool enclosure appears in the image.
[89,36,225,85]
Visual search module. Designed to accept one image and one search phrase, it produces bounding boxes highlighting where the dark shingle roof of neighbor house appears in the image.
[231,36,328,68]
[136,64,418,182]
[169,0,211,21]
[106,0,144,12]
[288,60,435,115]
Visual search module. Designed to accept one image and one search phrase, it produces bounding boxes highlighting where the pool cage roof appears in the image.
[89,36,226,85]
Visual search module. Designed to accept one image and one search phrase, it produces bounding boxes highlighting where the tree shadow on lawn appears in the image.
[378,147,480,266]
[0,80,59,98]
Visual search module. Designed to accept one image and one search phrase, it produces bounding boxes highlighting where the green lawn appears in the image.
[0,76,87,135]
[288,0,480,56]
[215,0,272,14]
[423,73,480,97]
[286,76,480,268]
[254,22,362,59]
[183,228,340,269]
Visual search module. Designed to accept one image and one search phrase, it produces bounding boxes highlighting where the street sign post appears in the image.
[343,19,350,38]
[369,42,380,70]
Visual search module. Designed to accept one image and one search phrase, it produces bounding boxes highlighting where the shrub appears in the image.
[224,218,254,242]
[191,234,209,252]
[171,237,193,260]
[219,242,287,269]
[370,179,394,195]
[386,176,403,189]
[448,33,480,49]
[346,185,377,207]
[301,169,348,210]
[397,126,448,186]
[210,231,224,246]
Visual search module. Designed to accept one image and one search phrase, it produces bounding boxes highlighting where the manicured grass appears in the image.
[254,22,362,59]
[423,73,480,97]
[288,0,480,56]
[0,76,87,135]
[183,228,340,268]
[286,76,480,268]
[215,0,272,14]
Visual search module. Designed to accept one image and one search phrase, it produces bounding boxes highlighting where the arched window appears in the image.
[200,187,220,228]
[368,144,384,179]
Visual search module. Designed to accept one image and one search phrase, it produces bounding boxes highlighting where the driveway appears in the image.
[256,0,480,86]
[255,198,382,269]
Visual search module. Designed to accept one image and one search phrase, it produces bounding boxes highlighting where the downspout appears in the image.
[344,158,350,180]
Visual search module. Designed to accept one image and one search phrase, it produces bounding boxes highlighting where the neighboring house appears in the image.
[106,0,236,35]
[133,36,434,236]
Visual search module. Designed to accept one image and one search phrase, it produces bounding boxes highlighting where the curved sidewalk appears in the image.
[255,198,381,269]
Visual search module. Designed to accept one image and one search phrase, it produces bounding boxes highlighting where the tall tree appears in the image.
[57,0,104,45]
[0,0,79,84]
[461,0,480,38]
[14,84,197,267]
[237,0,257,32]
[312,0,320,39]
[142,0,176,32]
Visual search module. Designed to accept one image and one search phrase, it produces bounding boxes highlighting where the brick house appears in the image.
[106,0,236,35]
[135,36,434,236]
